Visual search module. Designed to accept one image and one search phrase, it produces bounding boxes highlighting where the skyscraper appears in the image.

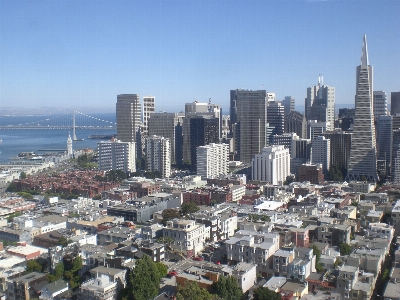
[311,136,331,176]
[116,94,142,143]
[376,115,392,177]
[196,143,229,178]
[285,110,307,138]
[230,89,268,163]
[346,35,378,182]
[305,75,335,131]
[282,96,295,117]
[267,101,285,145]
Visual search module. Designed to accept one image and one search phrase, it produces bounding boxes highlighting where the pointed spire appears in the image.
[361,34,369,67]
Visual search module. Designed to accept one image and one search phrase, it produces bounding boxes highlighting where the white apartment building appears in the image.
[163,219,209,256]
[311,136,330,176]
[97,140,136,173]
[196,143,229,178]
[146,135,171,178]
[77,275,118,300]
[251,145,290,185]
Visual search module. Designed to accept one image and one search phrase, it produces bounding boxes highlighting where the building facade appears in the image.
[285,111,307,139]
[97,140,136,173]
[376,115,392,177]
[311,136,330,176]
[373,91,387,120]
[196,143,229,178]
[391,92,400,115]
[142,96,155,136]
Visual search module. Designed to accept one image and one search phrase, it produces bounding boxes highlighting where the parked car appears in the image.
[193,256,203,261]
[168,271,178,277]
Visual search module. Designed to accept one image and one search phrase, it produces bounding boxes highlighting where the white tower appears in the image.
[67,133,73,156]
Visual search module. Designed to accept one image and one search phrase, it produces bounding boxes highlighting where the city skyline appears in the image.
[0,1,399,113]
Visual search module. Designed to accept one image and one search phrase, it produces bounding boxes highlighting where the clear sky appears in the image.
[0,0,399,113]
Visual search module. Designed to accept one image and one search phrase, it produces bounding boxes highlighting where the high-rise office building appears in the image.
[376,115,392,177]
[311,136,331,176]
[337,108,355,131]
[392,130,400,183]
[98,140,136,173]
[251,145,290,184]
[142,96,155,136]
[347,35,378,182]
[285,110,307,138]
[305,75,335,131]
[373,91,387,120]
[391,92,400,115]
[267,101,285,145]
[148,112,184,165]
[146,135,171,178]
[322,129,352,171]
[187,116,219,171]
[308,120,329,140]
[116,94,142,143]
[230,89,268,163]
[196,143,229,178]
[282,96,295,117]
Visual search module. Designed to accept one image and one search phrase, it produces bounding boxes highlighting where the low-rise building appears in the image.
[77,275,118,300]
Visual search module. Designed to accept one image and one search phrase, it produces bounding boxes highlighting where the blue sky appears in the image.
[0,0,399,113]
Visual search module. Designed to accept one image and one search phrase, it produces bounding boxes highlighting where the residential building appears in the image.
[305,75,335,131]
[347,35,378,182]
[148,112,184,164]
[77,275,118,300]
[97,140,136,173]
[116,94,141,143]
[145,135,171,178]
[251,146,290,185]
[315,224,351,246]
[162,219,209,257]
[7,272,47,300]
[227,262,257,293]
[230,89,268,163]
[373,91,387,120]
[311,136,330,176]
[39,280,68,300]
[196,143,229,178]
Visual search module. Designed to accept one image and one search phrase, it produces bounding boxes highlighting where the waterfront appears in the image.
[0,113,116,164]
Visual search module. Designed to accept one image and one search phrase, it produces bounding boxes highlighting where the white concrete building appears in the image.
[311,136,330,176]
[251,145,290,185]
[97,140,136,173]
[373,91,388,120]
[196,143,229,178]
[162,219,209,256]
[142,96,155,136]
[308,120,329,139]
[77,275,118,300]
[146,135,171,178]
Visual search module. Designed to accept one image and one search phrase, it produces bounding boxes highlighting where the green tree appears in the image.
[131,255,161,300]
[26,259,42,273]
[339,243,353,255]
[17,191,34,200]
[248,214,259,222]
[54,262,64,278]
[58,236,72,247]
[253,286,282,300]
[211,275,243,300]
[177,281,215,300]
[6,182,18,192]
[312,244,324,273]
[260,215,271,222]
[155,262,168,278]
[181,202,200,215]
[20,172,27,179]
[162,208,181,225]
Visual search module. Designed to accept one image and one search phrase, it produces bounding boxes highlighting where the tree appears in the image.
[211,275,243,300]
[339,243,352,255]
[181,202,200,215]
[26,259,42,273]
[162,208,181,225]
[177,281,215,300]
[312,244,324,273]
[54,262,64,278]
[6,182,18,192]
[260,215,271,222]
[20,172,27,179]
[131,255,161,300]
[155,262,168,278]
[253,286,282,300]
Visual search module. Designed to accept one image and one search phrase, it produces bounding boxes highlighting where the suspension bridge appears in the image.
[0,110,116,131]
